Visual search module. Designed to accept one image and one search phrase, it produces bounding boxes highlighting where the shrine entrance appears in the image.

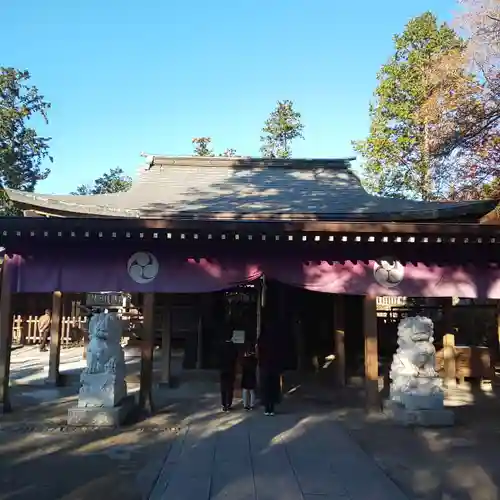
[224,284,259,347]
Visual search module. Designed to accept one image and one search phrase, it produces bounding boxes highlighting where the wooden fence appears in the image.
[12,315,88,347]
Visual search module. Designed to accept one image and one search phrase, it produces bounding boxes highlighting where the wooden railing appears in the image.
[12,315,88,347]
[436,345,495,383]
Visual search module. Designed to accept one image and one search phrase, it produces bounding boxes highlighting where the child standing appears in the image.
[241,343,257,411]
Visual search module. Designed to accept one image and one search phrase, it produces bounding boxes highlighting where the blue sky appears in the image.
[2,0,457,194]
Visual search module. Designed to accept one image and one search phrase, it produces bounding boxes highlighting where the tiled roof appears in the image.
[5,156,497,221]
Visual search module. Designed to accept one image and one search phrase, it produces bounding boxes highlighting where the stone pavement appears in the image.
[144,406,409,500]
[0,395,408,500]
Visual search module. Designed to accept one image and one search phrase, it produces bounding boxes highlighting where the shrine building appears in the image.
[1,155,499,413]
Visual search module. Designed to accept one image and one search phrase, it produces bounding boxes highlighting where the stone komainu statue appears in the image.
[84,311,124,375]
[78,311,127,408]
[389,315,443,403]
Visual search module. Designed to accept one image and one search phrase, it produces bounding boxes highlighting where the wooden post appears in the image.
[256,282,262,340]
[496,302,500,363]
[196,296,203,370]
[46,291,63,386]
[443,298,456,388]
[139,292,155,414]
[256,283,262,394]
[363,296,379,411]
[0,257,13,412]
[333,294,346,388]
[493,302,500,386]
[160,295,172,386]
[293,315,304,373]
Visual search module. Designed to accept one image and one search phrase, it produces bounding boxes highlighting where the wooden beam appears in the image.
[363,296,379,411]
[139,292,155,414]
[160,295,172,386]
[0,257,13,412]
[333,294,346,388]
[46,291,63,386]
[3,213,500,236]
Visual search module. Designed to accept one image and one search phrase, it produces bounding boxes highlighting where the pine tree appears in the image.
[260,100,304,159]
[192,137,214,156]
[352,13,466,200]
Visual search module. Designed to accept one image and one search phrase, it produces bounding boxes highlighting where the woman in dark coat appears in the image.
[219,338,237,412]
[257,323,281,416]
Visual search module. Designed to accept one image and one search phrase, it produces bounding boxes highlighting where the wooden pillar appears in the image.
[443,298,456,388]
[139,292,155,414]
[293,315,304,373]
[256,282,262,340]
[46,291,63,386]
[0,257,13,412]
[333,294,346,388]
[363,296,379,411]
[494,302,500,386]
[196,296,203,370]
[496,302,500,363]
[160,295,172,386]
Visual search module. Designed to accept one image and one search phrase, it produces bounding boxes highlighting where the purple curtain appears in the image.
[262,259,500,299]
[10,250,262,293]
[7,249,500,298]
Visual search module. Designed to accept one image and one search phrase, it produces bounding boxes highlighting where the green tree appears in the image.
[192,137,237,157]
[0,68,52,211]
[219,148,237,157]
[352,13,466,200]
[260,100,304,159]
[192,137,214,156]
[418,47,499,200]
[72,167,132,195]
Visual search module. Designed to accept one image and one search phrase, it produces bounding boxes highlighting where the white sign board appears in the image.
[231,330,245,344]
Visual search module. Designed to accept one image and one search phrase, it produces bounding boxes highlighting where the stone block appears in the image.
[384,400,454,427]
[398,392,444,411]
[67,395,135,427]
[78,372,127,408]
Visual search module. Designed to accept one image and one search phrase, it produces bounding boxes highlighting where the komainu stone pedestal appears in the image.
[384,400,454,427]
[67,311,135,427]
[384,316,454,427]
[67,395,135,426]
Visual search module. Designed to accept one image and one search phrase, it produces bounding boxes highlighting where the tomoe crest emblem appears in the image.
[373,257,405,288]
[127,252,159,284]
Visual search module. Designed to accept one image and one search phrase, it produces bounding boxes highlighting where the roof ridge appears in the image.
[147,156,356,169]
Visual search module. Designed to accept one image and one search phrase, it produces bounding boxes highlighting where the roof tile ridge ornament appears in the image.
[140,152,156,170]
[148,155,357,169]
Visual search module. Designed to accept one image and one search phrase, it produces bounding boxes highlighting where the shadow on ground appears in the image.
[1,372,500,499]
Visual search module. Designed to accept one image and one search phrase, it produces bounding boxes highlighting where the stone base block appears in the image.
[398,392,444,411]
[384,400,454,427]
[78,372,127,408]
[67,395,135,427]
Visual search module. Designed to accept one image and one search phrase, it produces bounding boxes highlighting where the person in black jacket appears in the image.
[257,325,281,416]
[219,338,237,412]
[241,342,257,410]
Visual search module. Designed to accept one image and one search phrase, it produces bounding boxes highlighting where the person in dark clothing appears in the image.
[241,342,257,410]
[257,328,281,416]
[219,339,237,412]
